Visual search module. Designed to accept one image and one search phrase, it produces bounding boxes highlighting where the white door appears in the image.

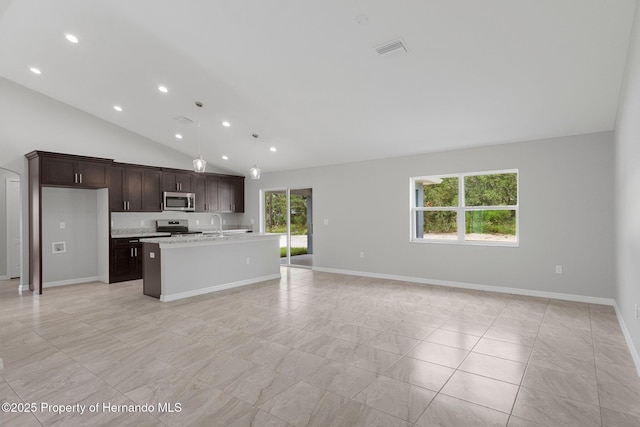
[7,179,20,278]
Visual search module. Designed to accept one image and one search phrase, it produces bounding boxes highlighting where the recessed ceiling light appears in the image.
[158,85,168,93]
[29,67,41,75]
[269,147,277,152]
[113,105,123,112]
[65,33,79,44]
[222,121,230,127]
[175,133,183,139]
[222,155,229,160]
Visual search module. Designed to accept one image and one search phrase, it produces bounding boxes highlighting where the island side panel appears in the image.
[142,242,161,298]
[160,238,280,301]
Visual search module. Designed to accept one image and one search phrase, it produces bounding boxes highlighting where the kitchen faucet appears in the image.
[212,213,223,236]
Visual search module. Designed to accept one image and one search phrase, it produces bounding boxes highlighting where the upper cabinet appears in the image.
[219,176,244,213]
[34,152,111,188]
[162,170,193,193]
[110,164,162,212]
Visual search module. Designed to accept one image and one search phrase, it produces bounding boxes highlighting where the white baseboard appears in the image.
[43,276,101,288]
[18,284,30,292]
[160,274,281,302]
[613,302,640,377]
[312,267,615,306]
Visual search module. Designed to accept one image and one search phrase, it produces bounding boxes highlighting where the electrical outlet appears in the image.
[196,220,200,225]
[324,219,329,225]
[246,257,250,265]
[250,219,255,225]
[359,251,364,258]
[59,222,65,229]
[555,265,563,274]
[139,220,145,227]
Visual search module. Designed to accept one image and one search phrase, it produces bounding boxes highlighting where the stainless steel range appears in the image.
[156,219,202,236]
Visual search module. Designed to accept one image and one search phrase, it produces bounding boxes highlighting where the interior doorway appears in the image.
[1,168,21,281]
[263,188,313,268]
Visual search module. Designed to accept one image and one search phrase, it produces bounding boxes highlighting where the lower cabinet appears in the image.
[110,238,143,283]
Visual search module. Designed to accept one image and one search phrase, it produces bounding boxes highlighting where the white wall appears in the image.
[615,1,640,368]
[244,131,616,301]
[0,77,233,287]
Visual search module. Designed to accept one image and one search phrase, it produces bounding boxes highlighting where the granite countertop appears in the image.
[111,229,171,238]
[139,233,281,248]
[111,225,252,239]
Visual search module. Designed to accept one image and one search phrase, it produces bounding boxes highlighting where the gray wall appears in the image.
[244,131,616,300]
[42,187,99,284]
[615,1,640,367]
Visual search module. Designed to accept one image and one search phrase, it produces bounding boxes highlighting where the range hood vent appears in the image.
[375,38,408,56]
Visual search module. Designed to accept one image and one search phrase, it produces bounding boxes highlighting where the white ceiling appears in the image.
[0,0,635,175]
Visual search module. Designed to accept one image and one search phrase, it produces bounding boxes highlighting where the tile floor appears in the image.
[1,269,639,426]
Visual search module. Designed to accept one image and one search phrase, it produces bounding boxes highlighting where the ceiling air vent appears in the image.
[375,38,408,56]
[173,115,194,125]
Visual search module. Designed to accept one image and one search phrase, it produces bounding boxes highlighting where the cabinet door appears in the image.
[125,168,144,211]
[162,172,194,192]
[109,166,126,211]
[110,239,143,283]
[218,179,233,213]
[142,169,162,212]
[231,178,245,212]
[194,175,206,212]
[77,160,109,188]
[206,176,219,212]
[40,157,77,186]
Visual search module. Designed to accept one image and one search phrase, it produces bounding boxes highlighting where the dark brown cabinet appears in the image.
[219,177,244,212]
[194,175,221,212]
[110,238,143,283]
[110,164,162,212]
[40,154,110,188]
[162,170,193,192]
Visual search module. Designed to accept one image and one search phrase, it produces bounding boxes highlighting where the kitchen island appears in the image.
[140,233,281,302]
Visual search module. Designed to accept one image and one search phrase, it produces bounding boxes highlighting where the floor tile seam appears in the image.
[436,389,513,417]
[517,385,604,414]
[378,368,451,394]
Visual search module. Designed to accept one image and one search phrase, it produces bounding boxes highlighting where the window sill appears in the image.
[410,238,519,248]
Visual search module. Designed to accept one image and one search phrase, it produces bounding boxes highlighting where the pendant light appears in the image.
[250,164,261,179]
[249,133,261,179]
[193,102,206,173]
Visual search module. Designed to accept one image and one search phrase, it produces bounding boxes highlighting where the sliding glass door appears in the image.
[264,188,312,268]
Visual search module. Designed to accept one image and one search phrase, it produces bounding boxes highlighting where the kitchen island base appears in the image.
[141,234,281,302]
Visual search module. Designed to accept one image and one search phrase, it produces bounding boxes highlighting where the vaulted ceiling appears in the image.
[0,0,635,175]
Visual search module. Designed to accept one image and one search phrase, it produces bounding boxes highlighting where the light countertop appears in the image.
[140,232,281,248]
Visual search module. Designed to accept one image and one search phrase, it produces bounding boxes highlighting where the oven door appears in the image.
[163,192,195,211]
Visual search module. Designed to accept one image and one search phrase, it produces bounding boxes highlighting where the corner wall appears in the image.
[244,132,616,301]
[614,0,640,371]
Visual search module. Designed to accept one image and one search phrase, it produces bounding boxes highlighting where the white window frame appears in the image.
[410,169,519,247]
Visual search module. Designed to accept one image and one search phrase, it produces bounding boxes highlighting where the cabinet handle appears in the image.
[127,201,130,210]
[134,247,138,256]
[79,173,83,184]
[130,248,133,257]
[123,201,126,210]
[74,173,78,184]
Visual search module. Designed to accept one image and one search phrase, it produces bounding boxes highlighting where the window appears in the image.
[411,170,518,245]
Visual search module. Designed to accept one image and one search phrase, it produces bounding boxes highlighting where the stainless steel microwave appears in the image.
[163,192,195,212]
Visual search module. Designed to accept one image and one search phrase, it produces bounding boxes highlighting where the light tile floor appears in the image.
[1,269,639,426]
